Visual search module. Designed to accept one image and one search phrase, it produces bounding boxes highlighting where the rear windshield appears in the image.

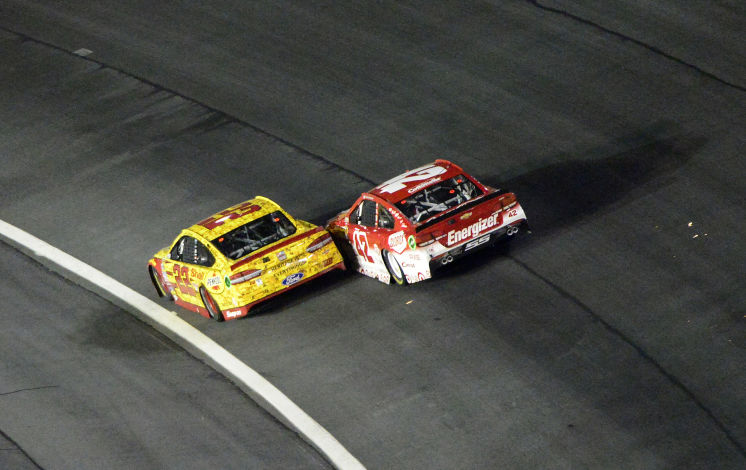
[212,211,296,260]
[395,175,483,223]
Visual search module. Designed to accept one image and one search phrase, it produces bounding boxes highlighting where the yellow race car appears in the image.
[148,196,345,321]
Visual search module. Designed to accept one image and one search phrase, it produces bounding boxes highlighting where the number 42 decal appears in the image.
[352,230,375,263]
[377,165,447,194]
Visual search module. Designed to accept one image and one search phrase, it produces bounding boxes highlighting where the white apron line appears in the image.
[0,219,365,470]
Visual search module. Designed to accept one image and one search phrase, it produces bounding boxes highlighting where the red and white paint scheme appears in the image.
[327,159,528,285]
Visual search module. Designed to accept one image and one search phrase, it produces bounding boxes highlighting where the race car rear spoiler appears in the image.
[415,189,507,232]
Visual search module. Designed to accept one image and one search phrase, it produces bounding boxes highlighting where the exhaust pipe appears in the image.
[441,255,454,265]
[507,225,519,236]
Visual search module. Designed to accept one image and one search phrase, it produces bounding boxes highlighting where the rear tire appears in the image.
[382,250,407,285]
[149,266,173,301]
[200,287,224,322]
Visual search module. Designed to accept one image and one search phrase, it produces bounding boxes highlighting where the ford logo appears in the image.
[282,272,304,286]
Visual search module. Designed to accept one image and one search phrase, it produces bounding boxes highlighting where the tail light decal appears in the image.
[306,233,333,252]
[229,269,262,284]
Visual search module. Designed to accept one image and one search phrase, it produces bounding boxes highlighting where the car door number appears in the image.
[172,264,197,296]
[352,230,375,263]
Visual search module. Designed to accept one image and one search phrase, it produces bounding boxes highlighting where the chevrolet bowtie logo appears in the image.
[460,212,473,220]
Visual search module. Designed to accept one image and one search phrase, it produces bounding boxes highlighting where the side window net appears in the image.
[194,240,215,267]
[170,236,187,262]
[378,205,395,229]
[350,200,377,227]
[172,237,213,266]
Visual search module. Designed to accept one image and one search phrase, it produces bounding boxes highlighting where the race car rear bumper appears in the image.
[221,260,346,320]
[428,219,528,270]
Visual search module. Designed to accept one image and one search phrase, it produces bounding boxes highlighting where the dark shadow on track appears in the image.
[305,128,705,290]
[495,135,704,234]
[201,127,706,318]
[437,128,705,279]
[424,130,746,461]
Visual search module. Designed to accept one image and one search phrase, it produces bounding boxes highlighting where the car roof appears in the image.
[187,196,287,240]
[368,159,465,203]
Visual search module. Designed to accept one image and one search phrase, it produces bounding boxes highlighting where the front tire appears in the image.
[200,286,224,322]
[382,250,407,285]
[149,266,173,301]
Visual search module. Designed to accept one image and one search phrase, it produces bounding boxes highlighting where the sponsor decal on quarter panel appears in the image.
[388,231,407,253]
[206,275,221,288]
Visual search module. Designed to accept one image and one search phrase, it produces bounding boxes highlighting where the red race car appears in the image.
[327,159,527,284]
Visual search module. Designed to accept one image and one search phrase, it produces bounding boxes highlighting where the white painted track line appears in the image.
[0,219,365,470]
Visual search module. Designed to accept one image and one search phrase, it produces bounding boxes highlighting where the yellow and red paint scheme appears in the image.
[327,159,527,285]
[148,196,344,321]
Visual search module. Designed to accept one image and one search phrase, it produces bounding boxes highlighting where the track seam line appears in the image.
[0,386,59,397]
[0,25,376,186]
[509,255,746,458]
[5,14,741,460]
[527,1,745,93]
[0,429,45,470]
[0,219,365,470]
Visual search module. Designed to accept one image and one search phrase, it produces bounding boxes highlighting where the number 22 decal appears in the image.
[173,264,197,296]
[197,201,261,230]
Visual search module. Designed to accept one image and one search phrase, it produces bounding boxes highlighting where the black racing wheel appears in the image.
[149,266,173,301]
[200,286,224,322]
[382,250,407,285]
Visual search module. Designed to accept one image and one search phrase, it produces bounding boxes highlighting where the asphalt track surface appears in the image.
[0,242,330,470]
[1,1,744,469]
